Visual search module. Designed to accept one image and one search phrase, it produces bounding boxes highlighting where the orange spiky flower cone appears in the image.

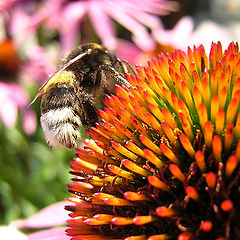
[66,42,240,240]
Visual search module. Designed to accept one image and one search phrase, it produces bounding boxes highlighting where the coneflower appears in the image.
[66,42,240,240]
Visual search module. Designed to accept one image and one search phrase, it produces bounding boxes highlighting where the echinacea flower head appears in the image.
[66,42,240,240]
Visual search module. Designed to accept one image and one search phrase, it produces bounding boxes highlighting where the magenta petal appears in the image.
[28,227,68,240]
[13,201,69,229]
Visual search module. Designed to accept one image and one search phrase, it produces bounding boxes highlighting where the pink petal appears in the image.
[153,16,194,51]
[0,0,16,10]
[28,227,68,240]
[0,96,17,127]
[114,39,141,65]
[60,2,86,53]
[10,83,29,107]
[104,2,156,51]
[22,110,37,135]
[13,201,69,229]
[88,1,117,50]
[9,8,32,46]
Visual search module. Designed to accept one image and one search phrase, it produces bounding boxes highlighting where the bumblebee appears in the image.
[31,43,129,149]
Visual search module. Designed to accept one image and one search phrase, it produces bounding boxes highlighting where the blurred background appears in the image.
[1,0,240,225]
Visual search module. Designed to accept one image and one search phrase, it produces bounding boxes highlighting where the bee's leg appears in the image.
[112,58,137,76]
[95,64,132,88]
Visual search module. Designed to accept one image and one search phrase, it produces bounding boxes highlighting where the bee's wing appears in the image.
[28,48,92,107]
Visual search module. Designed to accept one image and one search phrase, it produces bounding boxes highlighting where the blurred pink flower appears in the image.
[0,81,36,134]
[22,45,57,85]
[7,0,179,53]
[0,0,16,10]
[12,201,70,240]
[0,38,37,134]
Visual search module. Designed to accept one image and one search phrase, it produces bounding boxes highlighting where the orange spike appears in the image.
[215,109,225,135]
[161,108,177,129]
[84,218,109,225]
[124,191,152,201]
[140,135,162,155]
[108,164,135,180]
[143,90,159,107]
[68,182,94,195]
[195,150,206,172]
[156,206,178,217]
[148,175,171,193]
[74,151,101,167]
[224,123,234,151]
[193,86,202,110]
[70,160,96,175]
[133,216,157,225]
[198,103,208,130]
[178,98,192,123]
[177,232,192,240]
[122,159,152,177]
[220,200,233,212]
[130,116,149,136]
[226,97,239,124]
[171,92,180,113]
[200,220,212,232]
[179,133,195,158]
[143,149,164,168]
[119,108,133,128]
[169,164,186,183]
[181,81,194,111]
[178,112,194,141]
[193,71,203,93]
[125,140,145,157]
[210,94,219,122]
[83,139,104,154]
[212,135,222,162]
[154,76,167,99]
[218,73,226,95]
[162,86,175,109]
[146,112,164,135]
[104,196,137,206]
[113,120,141,145]
[148,103,165,122]
[202,77,210,108]
[147,234,171,240]
[98,109,112,122]
[111,141,137,160]
[225,155,238,177]
[115,85,130,100]
[161,122,178,146]
[203,121,214,149]
[219,87,227,109]
[206,172,216,189]
[111,217,133,225]
[160,144,179,165]
[185,186,199,201]
[232,78,240,98]
[125,235,146,240]
[133,105,151,126]
[210,69,217,95]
